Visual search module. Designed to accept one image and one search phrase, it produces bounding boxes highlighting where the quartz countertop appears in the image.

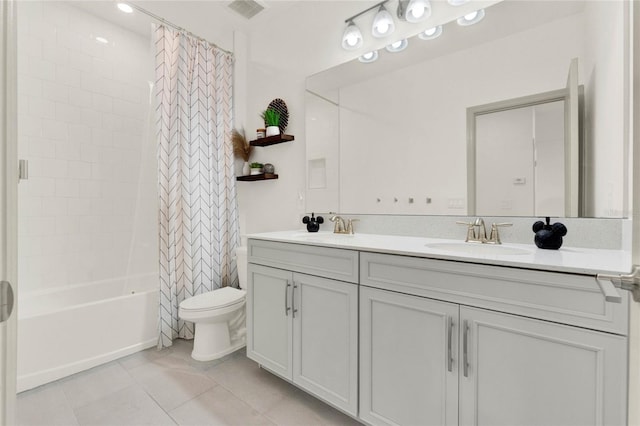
[247,230,632,276]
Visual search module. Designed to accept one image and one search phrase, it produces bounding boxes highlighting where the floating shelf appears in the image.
[249,134,295,147]
[236,173,279,182]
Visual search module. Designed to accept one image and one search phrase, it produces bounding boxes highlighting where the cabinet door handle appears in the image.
[463,320,469,378]
[292,283,299,318]
[447,316,453,372]
[285,281,291,316]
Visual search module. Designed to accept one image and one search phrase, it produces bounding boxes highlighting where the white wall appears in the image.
[16,2,158,293]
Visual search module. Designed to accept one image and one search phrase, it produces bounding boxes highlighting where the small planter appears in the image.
[265,126,280,137]
[250,167,262,175]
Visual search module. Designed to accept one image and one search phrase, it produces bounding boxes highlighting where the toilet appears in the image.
[178,246,248,361]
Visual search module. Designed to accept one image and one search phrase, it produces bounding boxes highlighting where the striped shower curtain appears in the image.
[155,25,239,349]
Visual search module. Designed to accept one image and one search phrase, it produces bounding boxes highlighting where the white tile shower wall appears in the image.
[17,2,158,293]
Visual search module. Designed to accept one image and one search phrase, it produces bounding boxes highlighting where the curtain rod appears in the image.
[129,2,234,57]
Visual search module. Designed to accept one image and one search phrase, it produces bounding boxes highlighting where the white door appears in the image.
[246,264,293,379]
[459,306,627,426]
[0,0,18,424]
[360,286,459,426]
[292,273,358,416]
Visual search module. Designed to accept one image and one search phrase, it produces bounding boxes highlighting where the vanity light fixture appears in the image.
[386,38,408,52]
[358,50,379,63]
[397,0,431,23]
[457,9,485,26]
[342,20,363,50]
[117,3,134,13]
[447,0,470,5]
[418,25,443,40]
[372,4,395,37]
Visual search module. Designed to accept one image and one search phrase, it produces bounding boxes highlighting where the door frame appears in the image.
[0,0,19,423]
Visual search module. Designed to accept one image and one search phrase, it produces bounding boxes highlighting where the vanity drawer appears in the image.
[248,239,359,284]
[360,252,628,335]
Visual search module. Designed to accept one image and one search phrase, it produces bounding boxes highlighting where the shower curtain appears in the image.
[155,25,239,348]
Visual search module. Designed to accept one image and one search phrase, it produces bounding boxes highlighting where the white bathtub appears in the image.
[17,274,159,392]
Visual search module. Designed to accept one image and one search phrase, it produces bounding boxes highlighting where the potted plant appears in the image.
[232,128,253,176]
[250,162,264,175]
[261,108,281,137]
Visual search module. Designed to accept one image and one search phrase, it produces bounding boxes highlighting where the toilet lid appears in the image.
[180,287,246,311]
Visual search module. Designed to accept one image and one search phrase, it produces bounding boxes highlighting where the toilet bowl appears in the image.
[178,246,248,361]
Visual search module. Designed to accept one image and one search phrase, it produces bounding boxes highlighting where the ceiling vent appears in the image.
[227,0,265,19]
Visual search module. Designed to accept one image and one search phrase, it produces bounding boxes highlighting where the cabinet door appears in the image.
[246,264,293,379]
[360,286,459,426]
[459,306,627,426]
[293,273,358,416]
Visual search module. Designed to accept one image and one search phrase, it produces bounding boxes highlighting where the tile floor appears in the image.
[17,340,362,426]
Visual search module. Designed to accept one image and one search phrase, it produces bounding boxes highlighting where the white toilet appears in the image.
[178,247,248,361]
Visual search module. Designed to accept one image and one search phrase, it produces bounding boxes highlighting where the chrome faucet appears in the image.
[330,215,358,234]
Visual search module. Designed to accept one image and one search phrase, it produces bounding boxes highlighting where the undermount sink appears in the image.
[425,242,531,256]
[292,232,355,240]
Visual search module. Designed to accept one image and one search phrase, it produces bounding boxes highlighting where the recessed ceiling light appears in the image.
[359,50,379,63]
[117,3,134,13]
[457,9,485,26]
[386,39,408,53]
[418,25,442,40]
[95,36,109,44]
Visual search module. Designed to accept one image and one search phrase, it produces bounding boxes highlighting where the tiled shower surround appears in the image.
[17,2,158,294]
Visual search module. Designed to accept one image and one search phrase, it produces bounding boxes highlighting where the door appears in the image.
[293,273,357,415]
[0,0,18,424]
[246,264,293,379]
[459,306,627,426]
[360,286,459,426]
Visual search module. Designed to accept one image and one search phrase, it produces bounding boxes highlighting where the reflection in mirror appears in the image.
[467,82,582,218]
[305,0,628,218]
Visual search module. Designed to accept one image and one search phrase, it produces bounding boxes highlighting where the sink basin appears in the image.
[425,242,531,256]
[291,232,355,241]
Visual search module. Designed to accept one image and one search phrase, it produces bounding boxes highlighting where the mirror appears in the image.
[305,0,628,218]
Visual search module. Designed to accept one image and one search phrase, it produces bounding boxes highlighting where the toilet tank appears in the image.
[236,246,248,289]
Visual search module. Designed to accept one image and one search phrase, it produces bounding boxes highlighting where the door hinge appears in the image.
[597,265,640,303]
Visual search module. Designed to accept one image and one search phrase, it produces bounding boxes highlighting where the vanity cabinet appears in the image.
[247,240,359,416]
[359,286,459,426]
[360,252,628,426]
[458,306,627,426]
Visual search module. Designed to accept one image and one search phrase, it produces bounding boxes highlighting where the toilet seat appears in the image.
[180,287,246,313]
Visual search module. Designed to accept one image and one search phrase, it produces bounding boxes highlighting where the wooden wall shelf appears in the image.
[250,134,295,147]
[237,173,279,182]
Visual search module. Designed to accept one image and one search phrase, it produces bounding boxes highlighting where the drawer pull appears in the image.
[447,316,453,372]
[285,281,291,316]
[292,283,299,318]
[463,320,469,378]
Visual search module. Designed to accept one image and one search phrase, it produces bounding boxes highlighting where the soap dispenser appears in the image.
[302,213,324,233]
[532,217,567,250]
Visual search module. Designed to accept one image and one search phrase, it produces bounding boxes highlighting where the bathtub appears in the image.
[17,274,159,392]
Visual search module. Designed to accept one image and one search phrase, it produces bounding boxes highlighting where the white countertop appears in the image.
[247,230,632,276]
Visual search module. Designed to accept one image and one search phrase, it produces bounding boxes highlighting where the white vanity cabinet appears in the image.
[360,252,628,426]
[247,240,359,416]
[359,286,460,426]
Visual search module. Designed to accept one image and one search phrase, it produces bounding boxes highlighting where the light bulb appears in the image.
[447,0,469,5]
[341,21,363,50]
[386,39,408,53]
[418,25,442,40]
[457,8,485,26]
[95,36,109,44]
[405,0,430,23]
[117,3,133,13]
[372,6,395,38]
[359,50,379,63]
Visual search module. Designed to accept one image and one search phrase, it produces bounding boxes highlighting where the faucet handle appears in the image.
[456,220,476,242]
[346,219,359,235]
[488,222,513,244]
